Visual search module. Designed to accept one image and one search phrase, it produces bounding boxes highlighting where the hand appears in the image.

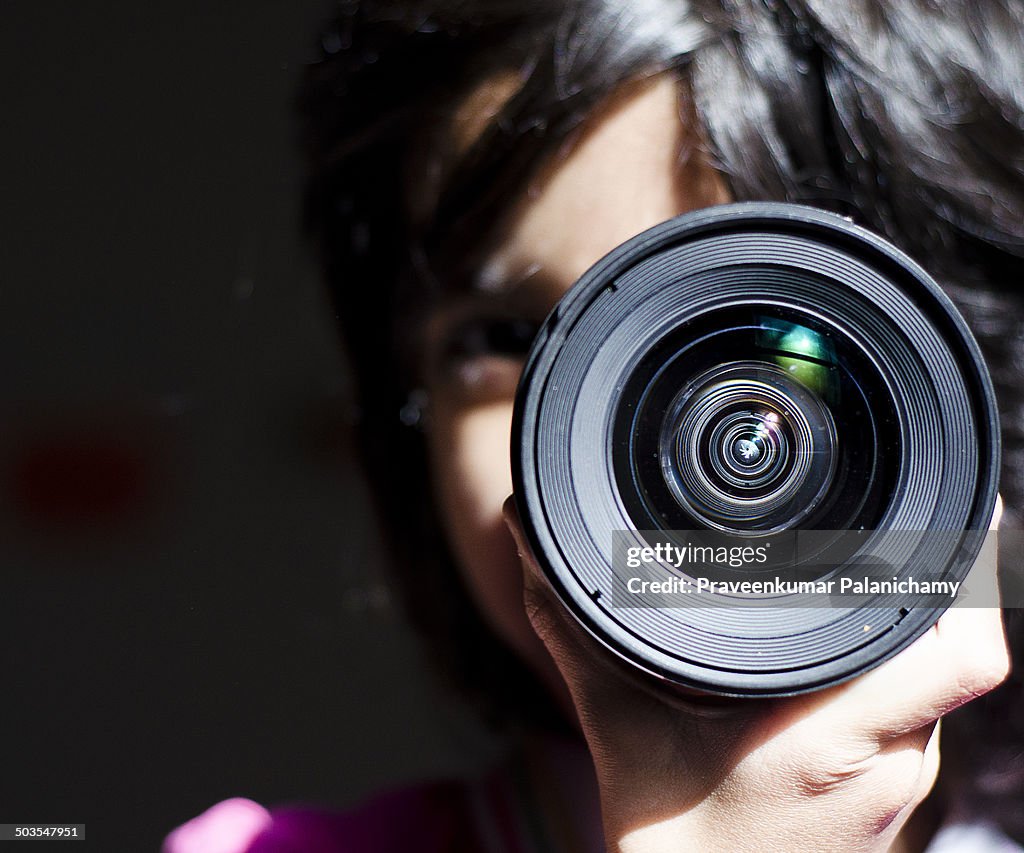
[503,497,1009,853]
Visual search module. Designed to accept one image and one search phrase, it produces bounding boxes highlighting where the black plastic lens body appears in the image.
[511,204,1000,697]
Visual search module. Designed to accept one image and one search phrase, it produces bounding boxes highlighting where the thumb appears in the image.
[501,494,580,658]
[501,494,669,718]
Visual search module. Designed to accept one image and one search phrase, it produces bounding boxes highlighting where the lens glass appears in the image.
[661,361,836,531]
[614,306,899,535]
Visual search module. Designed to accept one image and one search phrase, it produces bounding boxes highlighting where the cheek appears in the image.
[439,400,515,533]
[429,400,547,666]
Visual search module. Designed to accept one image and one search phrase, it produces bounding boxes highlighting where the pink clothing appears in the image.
[164,783,483,853]
[165,739,604,853]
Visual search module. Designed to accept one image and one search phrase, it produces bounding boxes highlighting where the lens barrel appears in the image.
[511,203,1000,697]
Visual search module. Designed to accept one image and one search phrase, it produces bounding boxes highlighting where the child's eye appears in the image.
[441,316,540,362]
[427,316,541,401]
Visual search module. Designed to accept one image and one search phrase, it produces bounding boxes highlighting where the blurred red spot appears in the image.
[12,437,150,525]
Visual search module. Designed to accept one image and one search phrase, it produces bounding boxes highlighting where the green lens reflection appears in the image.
[758,320,837,400]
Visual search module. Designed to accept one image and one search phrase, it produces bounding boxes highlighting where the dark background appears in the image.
[1,3,493,850]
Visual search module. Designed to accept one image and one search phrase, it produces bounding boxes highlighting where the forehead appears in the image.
[468,73,728,306]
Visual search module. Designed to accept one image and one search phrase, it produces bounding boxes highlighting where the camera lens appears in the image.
[512,203,1000,697]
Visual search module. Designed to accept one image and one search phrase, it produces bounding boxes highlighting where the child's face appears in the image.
[419,74,730,701]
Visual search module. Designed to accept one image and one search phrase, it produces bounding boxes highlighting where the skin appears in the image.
[420,73,1009,852]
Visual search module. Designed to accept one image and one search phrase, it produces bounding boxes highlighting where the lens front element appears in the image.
[662,361,837,533]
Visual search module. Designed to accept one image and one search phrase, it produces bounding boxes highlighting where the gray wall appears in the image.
[0,3,491,849]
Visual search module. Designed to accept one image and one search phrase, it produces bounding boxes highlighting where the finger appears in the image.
[502,495,608,678]
[813,495,1008,739]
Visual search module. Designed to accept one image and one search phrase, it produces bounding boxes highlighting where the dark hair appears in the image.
[298,0,1024,837]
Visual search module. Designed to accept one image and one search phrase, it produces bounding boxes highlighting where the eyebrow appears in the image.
[424,258,564,326]
[474,256,544,295]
